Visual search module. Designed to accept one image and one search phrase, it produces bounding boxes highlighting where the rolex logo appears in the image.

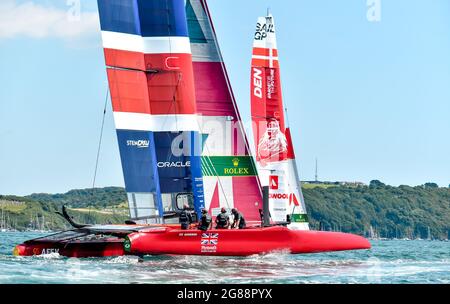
[224,157,250,175]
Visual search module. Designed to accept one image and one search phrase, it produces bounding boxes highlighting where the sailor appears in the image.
[215,207,230,229]
[231,208,246,229]
[179,204,193,230]
[198,208,212,231]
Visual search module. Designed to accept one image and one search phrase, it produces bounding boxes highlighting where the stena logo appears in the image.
[253,68,263,98]
[157,161,191,168]
[127,140,149,148]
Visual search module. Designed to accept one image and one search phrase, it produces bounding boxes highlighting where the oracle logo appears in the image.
[157,161,191,168]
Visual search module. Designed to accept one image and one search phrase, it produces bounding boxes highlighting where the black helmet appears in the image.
[221,207,226,213]
[231,208,237,214]
[201,208,208,214]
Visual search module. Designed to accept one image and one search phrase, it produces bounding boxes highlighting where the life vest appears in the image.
[216,213,229,228]
[233,211,246,229]
[179,210,192,227]
[199,214,212,231]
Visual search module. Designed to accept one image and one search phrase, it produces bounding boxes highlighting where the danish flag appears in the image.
[201,233,218,245]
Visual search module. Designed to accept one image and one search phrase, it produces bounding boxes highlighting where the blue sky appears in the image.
[0,0,449,196]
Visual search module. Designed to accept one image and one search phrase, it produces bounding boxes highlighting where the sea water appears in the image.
[0,232,448,284]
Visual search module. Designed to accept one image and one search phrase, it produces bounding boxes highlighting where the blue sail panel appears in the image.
[153,131,205,216]
[98,0,141,35]
[137,0,189,37]
[117,130,160,193]
[98,0,188,37]
[154,132,192,193]
[117,130,164,218]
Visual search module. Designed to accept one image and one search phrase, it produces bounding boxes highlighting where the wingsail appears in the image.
[186,0,262,223]
[251,13,309,229]
[97,0,205,222]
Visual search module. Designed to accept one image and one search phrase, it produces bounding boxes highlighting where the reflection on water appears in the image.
[0,232,449,283]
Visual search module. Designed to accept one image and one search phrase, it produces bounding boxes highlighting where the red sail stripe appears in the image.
[232,176,263,223]
[251,58,279,68]
[285,127,296,160]
[193,62,236,117]
[252,47,278,57]
[208,182,220,212]
[108,69,151,114]
[107,53,197,115]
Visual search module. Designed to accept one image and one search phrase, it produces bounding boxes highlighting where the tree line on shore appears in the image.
[1,182,449,239]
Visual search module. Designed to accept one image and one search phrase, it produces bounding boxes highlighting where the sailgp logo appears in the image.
[127,140,149,149]
[255,21,275,41]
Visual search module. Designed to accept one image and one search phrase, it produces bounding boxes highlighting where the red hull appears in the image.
[14,226,370,257]
[126,226,371,256]
[14,239,125,258]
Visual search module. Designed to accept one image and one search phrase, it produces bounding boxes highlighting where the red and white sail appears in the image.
[251,13,309,230]
[186,0,263,224]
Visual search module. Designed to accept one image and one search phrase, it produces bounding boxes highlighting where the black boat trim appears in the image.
[56,205,90,229]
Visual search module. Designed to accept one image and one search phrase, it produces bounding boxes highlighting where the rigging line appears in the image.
[202,0,262,196]
[92,87,109,190]
[90,86,110,219]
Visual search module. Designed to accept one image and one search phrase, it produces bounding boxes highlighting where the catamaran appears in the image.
[14,0,370,257]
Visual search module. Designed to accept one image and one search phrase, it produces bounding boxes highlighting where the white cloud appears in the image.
[0,0,99,40]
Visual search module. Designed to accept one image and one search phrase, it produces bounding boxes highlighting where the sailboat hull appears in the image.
[13,238,125,258]
[14,225,370,258]
[126,226,371,256]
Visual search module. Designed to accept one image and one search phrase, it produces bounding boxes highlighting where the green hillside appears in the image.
[304,181,450,240]
[27,187,127,209]
[1,182,449,239]
[0,189,128,231]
